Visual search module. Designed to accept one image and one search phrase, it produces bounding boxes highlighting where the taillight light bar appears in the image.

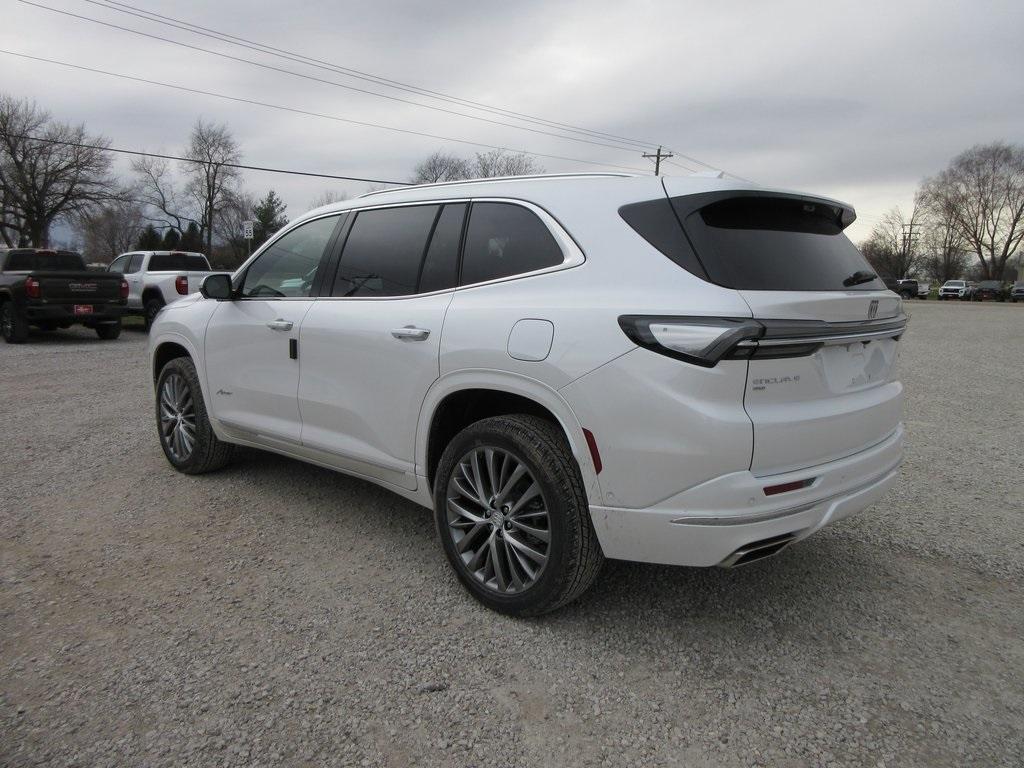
[175,275,189,295]
[25,276,41,298]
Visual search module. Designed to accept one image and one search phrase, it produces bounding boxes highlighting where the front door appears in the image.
[204,214,343,444]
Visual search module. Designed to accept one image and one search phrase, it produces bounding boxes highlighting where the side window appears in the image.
[108,255,129,273]
[126,254,144,273]
[241,216,339,298]
[418,203,466,294]
[460,203,563,286]
[332,205,439,297]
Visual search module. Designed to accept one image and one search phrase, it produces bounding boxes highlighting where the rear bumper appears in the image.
[25,303,123,323]
[589,424,903,567]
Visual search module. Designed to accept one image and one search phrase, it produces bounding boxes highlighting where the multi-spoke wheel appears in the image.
[434,414,604,616]
[155,357,234,474]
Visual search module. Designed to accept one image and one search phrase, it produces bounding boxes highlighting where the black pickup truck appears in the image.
[0,248,127,343]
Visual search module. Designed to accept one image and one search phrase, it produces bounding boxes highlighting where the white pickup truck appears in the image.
[107,251,228,328]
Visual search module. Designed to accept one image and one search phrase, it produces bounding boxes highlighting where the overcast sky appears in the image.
[3,0,1023,243]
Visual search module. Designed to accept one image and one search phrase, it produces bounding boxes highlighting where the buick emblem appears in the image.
[868,299,879,319]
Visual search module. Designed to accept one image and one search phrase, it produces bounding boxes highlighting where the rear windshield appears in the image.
[620,193,883,291]
[148,253,209,271]
[4,251,85,271]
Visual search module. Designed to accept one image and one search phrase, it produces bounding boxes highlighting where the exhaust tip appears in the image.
[718,532,799,568]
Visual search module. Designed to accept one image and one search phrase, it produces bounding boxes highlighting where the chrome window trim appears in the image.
[232,197,586,302]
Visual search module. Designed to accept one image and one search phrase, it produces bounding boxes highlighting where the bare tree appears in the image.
[921,142,1024,280]
[131,154,198,236]
[0,94,117,247]
[76,198,145,263]
[917,186,969,283]
[411,151,472,183]
[218,190,255,266]
[473,149,542,178]
[309,190,350,208]
[860,204,923,279]
[182,119,242,256]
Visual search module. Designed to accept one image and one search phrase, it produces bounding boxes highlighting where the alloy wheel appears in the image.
[445,447,551,594]
[159,373,197,462]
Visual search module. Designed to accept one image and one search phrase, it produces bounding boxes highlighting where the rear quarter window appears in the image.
[460,203,563,286]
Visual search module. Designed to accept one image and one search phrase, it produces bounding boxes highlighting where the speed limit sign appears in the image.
[242,221,254,239]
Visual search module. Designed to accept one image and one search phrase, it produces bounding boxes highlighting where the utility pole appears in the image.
[642,146,673,176]
[901,223,920,277]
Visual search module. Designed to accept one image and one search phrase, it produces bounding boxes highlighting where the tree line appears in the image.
[860,143,1024,282]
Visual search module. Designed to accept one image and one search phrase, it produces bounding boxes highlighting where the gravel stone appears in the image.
[1,302,1022,767]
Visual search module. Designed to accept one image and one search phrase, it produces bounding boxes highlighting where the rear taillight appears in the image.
[618,315,762,368]
[25,276,41,298]
[175,275,189,295]
[120,279,129,299]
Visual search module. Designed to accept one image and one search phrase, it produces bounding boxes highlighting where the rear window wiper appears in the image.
[843,270,877,287]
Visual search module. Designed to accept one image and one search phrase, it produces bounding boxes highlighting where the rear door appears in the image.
[297,202,463,490]
[664,184,905,475]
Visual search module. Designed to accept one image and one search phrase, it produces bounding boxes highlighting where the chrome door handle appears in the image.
[266,319,293,332]
[391,326,430,341]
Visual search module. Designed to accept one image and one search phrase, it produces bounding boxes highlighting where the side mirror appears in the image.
[201,273,233,300]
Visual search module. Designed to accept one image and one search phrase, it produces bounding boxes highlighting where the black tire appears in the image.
[37,321,58,332]
[433,414,604,616]
[0,300,29,344]
[95,321,122,340]
[144,297,165,331]
[155,357,234,474]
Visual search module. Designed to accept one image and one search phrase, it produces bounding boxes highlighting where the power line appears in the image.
[81,0,665,152]
[19,0,666,159]
[0,49,654,174]
[642,146,674,176]
[3,132,412,185]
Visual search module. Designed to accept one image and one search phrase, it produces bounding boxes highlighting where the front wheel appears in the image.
[156,357,234,474]
[433,414,604,616]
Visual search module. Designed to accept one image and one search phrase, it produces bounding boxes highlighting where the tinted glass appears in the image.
[241,216,339,298]
[461,203,563,285]
[148,254,210,271]
[333,205,439,297]
[108,255,129,273]
[978,281,1001,289]
[4,251,85,271]
[126,254,144,273]
[418,203,465,293]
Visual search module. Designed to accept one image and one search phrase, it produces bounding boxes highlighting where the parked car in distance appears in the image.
[1,248,127,343]
[896,278,929,299]
[1011,282,1024,302]
[880,275,900,293]
[972,280,1006,301]
[938,279,969,300]
[150,174,906,615]
[107,251,228,329]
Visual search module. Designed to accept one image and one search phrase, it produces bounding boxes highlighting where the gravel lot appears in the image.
[2,302,1022,767]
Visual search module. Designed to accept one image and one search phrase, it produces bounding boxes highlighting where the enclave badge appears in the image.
[868,299,879,319]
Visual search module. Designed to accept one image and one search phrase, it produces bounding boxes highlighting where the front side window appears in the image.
[240,216,339,298]
[126,254,144,273]
[460,203,563,286]
[108,255,129,273]
[332,205,439,297]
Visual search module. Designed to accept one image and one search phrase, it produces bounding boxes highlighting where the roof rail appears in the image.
[357,172,636,199]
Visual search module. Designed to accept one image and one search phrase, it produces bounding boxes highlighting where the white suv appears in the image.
[149,174,905,615]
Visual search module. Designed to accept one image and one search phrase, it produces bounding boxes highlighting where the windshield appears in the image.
[945,281,965,287]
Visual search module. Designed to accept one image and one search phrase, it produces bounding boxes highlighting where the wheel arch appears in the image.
[416,371,602,505]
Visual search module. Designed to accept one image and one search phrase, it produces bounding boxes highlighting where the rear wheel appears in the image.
[156,357,234,474]
[95,321,122,340]
[0,301,29,344]
[144,297,165,331]
[433,414,603,616]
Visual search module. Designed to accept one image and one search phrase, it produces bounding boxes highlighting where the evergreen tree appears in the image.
[180,221,203,252]
[161,227,181,250]
[136,223,161,249]
[252,190,288,246]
